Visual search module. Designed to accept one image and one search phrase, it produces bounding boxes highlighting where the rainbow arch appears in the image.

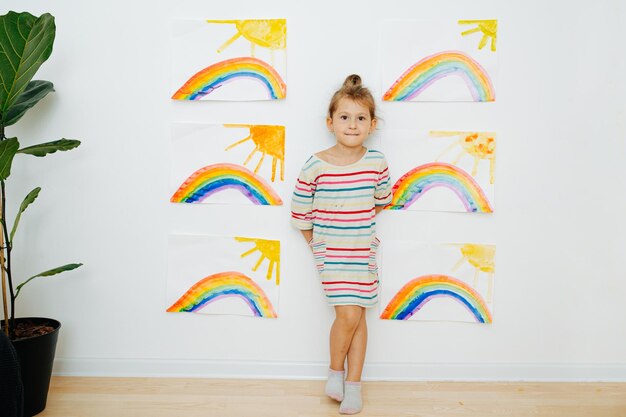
[386,162,492,213]
[383,51,495,102]
[167,271,277,318]
[380,274,492,323]
[172,56,286,100]
[171,163,283,205]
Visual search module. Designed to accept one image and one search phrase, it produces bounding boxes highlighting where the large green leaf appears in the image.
[15,263,82,299]
[10,186,41,242]
[2,80,54,126]
[17,139,80,157]
[0,137,19,180]
[0,12,55,114]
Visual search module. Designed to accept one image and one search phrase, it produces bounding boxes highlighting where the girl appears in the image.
[291,74,392,415]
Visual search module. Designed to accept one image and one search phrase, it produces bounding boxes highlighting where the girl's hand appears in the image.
[301,229,313,246]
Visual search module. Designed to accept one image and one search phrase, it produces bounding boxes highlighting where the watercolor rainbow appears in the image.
[380,274,492,323]
[172,57,286,100]
[167,271,278,318]
[383,51,495,102]
[386,162,492,213]
[171,163,283,205]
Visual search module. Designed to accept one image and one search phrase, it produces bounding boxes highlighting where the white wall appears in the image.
[2,0,626,381]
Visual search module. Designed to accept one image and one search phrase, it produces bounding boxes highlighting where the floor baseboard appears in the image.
[52,358,626,382]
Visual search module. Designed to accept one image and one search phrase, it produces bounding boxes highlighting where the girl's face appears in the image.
[327,98,377,149]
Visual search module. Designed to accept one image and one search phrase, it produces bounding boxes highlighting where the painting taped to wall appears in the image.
[380,240,495,324]
[381,19,497,102]
[171,19,287,101]
[167,234,280,318]
[383,130,495,213]
[170,123,285,205]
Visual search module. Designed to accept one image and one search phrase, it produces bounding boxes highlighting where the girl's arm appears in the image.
[300,229,313,244]
[374,156,393,212]
[291,162,315,245]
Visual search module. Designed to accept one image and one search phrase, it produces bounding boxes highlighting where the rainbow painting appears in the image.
[171,163,283,205]
[167,271,278,318]
[172,56,287,100]
[380,274,492,323]
[386,162,492,213]
[383,51,495,102]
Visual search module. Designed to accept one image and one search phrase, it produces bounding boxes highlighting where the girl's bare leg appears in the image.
[345,311,367,382]
[340,311,367,414]
[326,306,363,402]
[329,306,364,371]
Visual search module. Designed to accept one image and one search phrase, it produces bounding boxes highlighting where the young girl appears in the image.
[291,74,392,415]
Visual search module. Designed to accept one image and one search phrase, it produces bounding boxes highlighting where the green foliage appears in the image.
[3,81,55,127]
[0,11,82,335]
[0,12,55,114]
[15,263,83,299]
[0,137,19,180]
[10,187,41,242]
[18,139,81,157]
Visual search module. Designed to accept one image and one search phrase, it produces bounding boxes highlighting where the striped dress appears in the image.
[291,149,392,308]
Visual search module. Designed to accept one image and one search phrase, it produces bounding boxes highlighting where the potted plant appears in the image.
[0,11,82,416]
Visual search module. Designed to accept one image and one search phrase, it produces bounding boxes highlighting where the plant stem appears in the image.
[0,180,14,337]
[0,233,7,336]
[0,121,8,335]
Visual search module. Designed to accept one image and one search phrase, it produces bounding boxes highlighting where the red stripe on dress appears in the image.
[326,247,370,252]
[292,216,312,222]
[322,280,379,286]
[317,178,377,185]
[291,212,312,220]
[314,171,378,182]
[313,208,374,215]
[314,215,375,223]
[325,286,378,293]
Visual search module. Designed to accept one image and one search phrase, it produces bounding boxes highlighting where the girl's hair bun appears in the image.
[343,74,362,90]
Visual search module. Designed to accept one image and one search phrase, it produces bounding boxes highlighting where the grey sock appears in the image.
[325,368,344,402]
[339,381,362,414]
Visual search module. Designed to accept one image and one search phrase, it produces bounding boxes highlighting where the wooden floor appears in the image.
[38,377,626,417]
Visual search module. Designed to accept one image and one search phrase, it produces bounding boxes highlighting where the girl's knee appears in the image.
[335,306,364,329]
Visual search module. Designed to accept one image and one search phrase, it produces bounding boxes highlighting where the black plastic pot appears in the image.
[10,317,61,416]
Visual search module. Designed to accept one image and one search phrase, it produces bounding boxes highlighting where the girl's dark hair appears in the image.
[328,74,376,119]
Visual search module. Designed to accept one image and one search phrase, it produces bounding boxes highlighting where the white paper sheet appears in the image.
[167,234,280,318]
[171,19,287,101]
[380,240,495,323]
[381,19,498,102]
[382,129,495,213]
[170,123,285,205]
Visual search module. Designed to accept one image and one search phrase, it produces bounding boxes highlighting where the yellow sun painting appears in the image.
[206,19,286,57]
[235,237,281,285]
[430,131,496,184]
[224,124,285,182]
[451,243,495,302]
[458,19,497,52]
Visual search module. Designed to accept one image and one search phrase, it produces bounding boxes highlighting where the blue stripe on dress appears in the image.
[315,231,375,238]
[316,186,375,193]
[313,194,373,200]
[312,223,375,230]
[327,293,378,300]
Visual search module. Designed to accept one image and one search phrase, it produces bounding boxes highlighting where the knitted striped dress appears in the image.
[291,149,392,308]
